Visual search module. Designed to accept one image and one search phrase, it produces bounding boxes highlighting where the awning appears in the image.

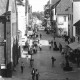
[68,42,80,50]
[74,20,80,27]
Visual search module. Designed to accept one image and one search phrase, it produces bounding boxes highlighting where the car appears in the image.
[22,50,28,55]
[22,36,27,41]
[32,40,39,47]
[39,27,45,30]
[27,30,33,37]
[21,41,25,46]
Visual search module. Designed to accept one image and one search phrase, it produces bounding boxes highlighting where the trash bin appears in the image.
[0,64,7,77]
[6,62,12,78]
[6,69,12,77]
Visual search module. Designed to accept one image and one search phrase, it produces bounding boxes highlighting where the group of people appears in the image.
[20,62,39,80]
[49,40,62,52]
[49,40,63,67]
[31,68,40,80]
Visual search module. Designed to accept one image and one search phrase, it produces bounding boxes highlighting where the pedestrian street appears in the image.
[1,30,80,80]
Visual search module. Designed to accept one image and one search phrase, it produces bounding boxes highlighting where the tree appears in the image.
[32,12,44,21]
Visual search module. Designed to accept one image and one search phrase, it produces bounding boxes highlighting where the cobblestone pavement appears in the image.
[1,30,80,80]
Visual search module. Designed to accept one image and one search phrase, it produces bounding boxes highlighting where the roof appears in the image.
[0,0,8,16]
[16,0,24,6]
[73,0,80,1]
[68,42,79,50]
[51,0,61,6]
[56,0,72,15]
[74,20,80,27]
[50,0,61,9]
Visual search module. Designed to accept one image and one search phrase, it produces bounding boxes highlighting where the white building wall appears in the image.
[73,1,80,37]
[17,5,26,37]
[57,15,68,35]
[73,1,80,24]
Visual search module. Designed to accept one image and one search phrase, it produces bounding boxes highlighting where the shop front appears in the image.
[67,42,80,67]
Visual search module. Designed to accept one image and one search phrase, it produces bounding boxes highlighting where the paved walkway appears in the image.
[1,30,80,80]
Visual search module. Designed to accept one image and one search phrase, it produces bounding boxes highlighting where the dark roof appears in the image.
[16,0,24,6]
[73,0,80,2]
[50,0,61,9]
[74,20,80,27]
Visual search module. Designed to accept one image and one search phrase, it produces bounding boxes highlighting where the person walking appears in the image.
[48,40,51,49]
[31,68,36,80]
[40,34,42,39]
[53,36,55,40]
[51,40,53,48]
[30,58,34,68]
[39,43,42,51]
[35,69,40,80]
[68,38,71,44]
[59,43,62,53]
[66,78,69,80]
[20,62,24,73]
[51,56,56,67]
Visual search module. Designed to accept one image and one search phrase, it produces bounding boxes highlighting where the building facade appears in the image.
[0,0,19,77]
[73,0,80,42]
[16,0,26,37]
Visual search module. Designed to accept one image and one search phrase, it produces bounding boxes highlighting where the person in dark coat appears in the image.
[30,58,34,67]
[35,69,40,80]
[51,56,56,67]
[31,68,36,80]
[53,41,58,50]
[59,43,62,52]
[51,40,53,48]
[20,62,24,73]
[40,34,42,39]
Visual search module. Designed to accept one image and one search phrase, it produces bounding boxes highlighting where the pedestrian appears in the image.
[31,68,36,80]
[40,34,42,39]
[20,62,24,73]
[39,43,42,51]
[61,48,64,56]
[68,38,71,44]
[66,78,69,80]
[36,34,38,38]
[53,41,58,50]
[49,43,51,50]
[60,61,65,68]
[53,36,55,40]
[51,40,53,48]
[38,39,40,44]
[33,46,36,54]
[35,69,40,80]
[48,40,51,49]
[59,43,62,53]
[51,56,56,67]
[30,58,34,67]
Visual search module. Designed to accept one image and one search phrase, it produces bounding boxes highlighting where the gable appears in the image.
[0,0,8,15]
